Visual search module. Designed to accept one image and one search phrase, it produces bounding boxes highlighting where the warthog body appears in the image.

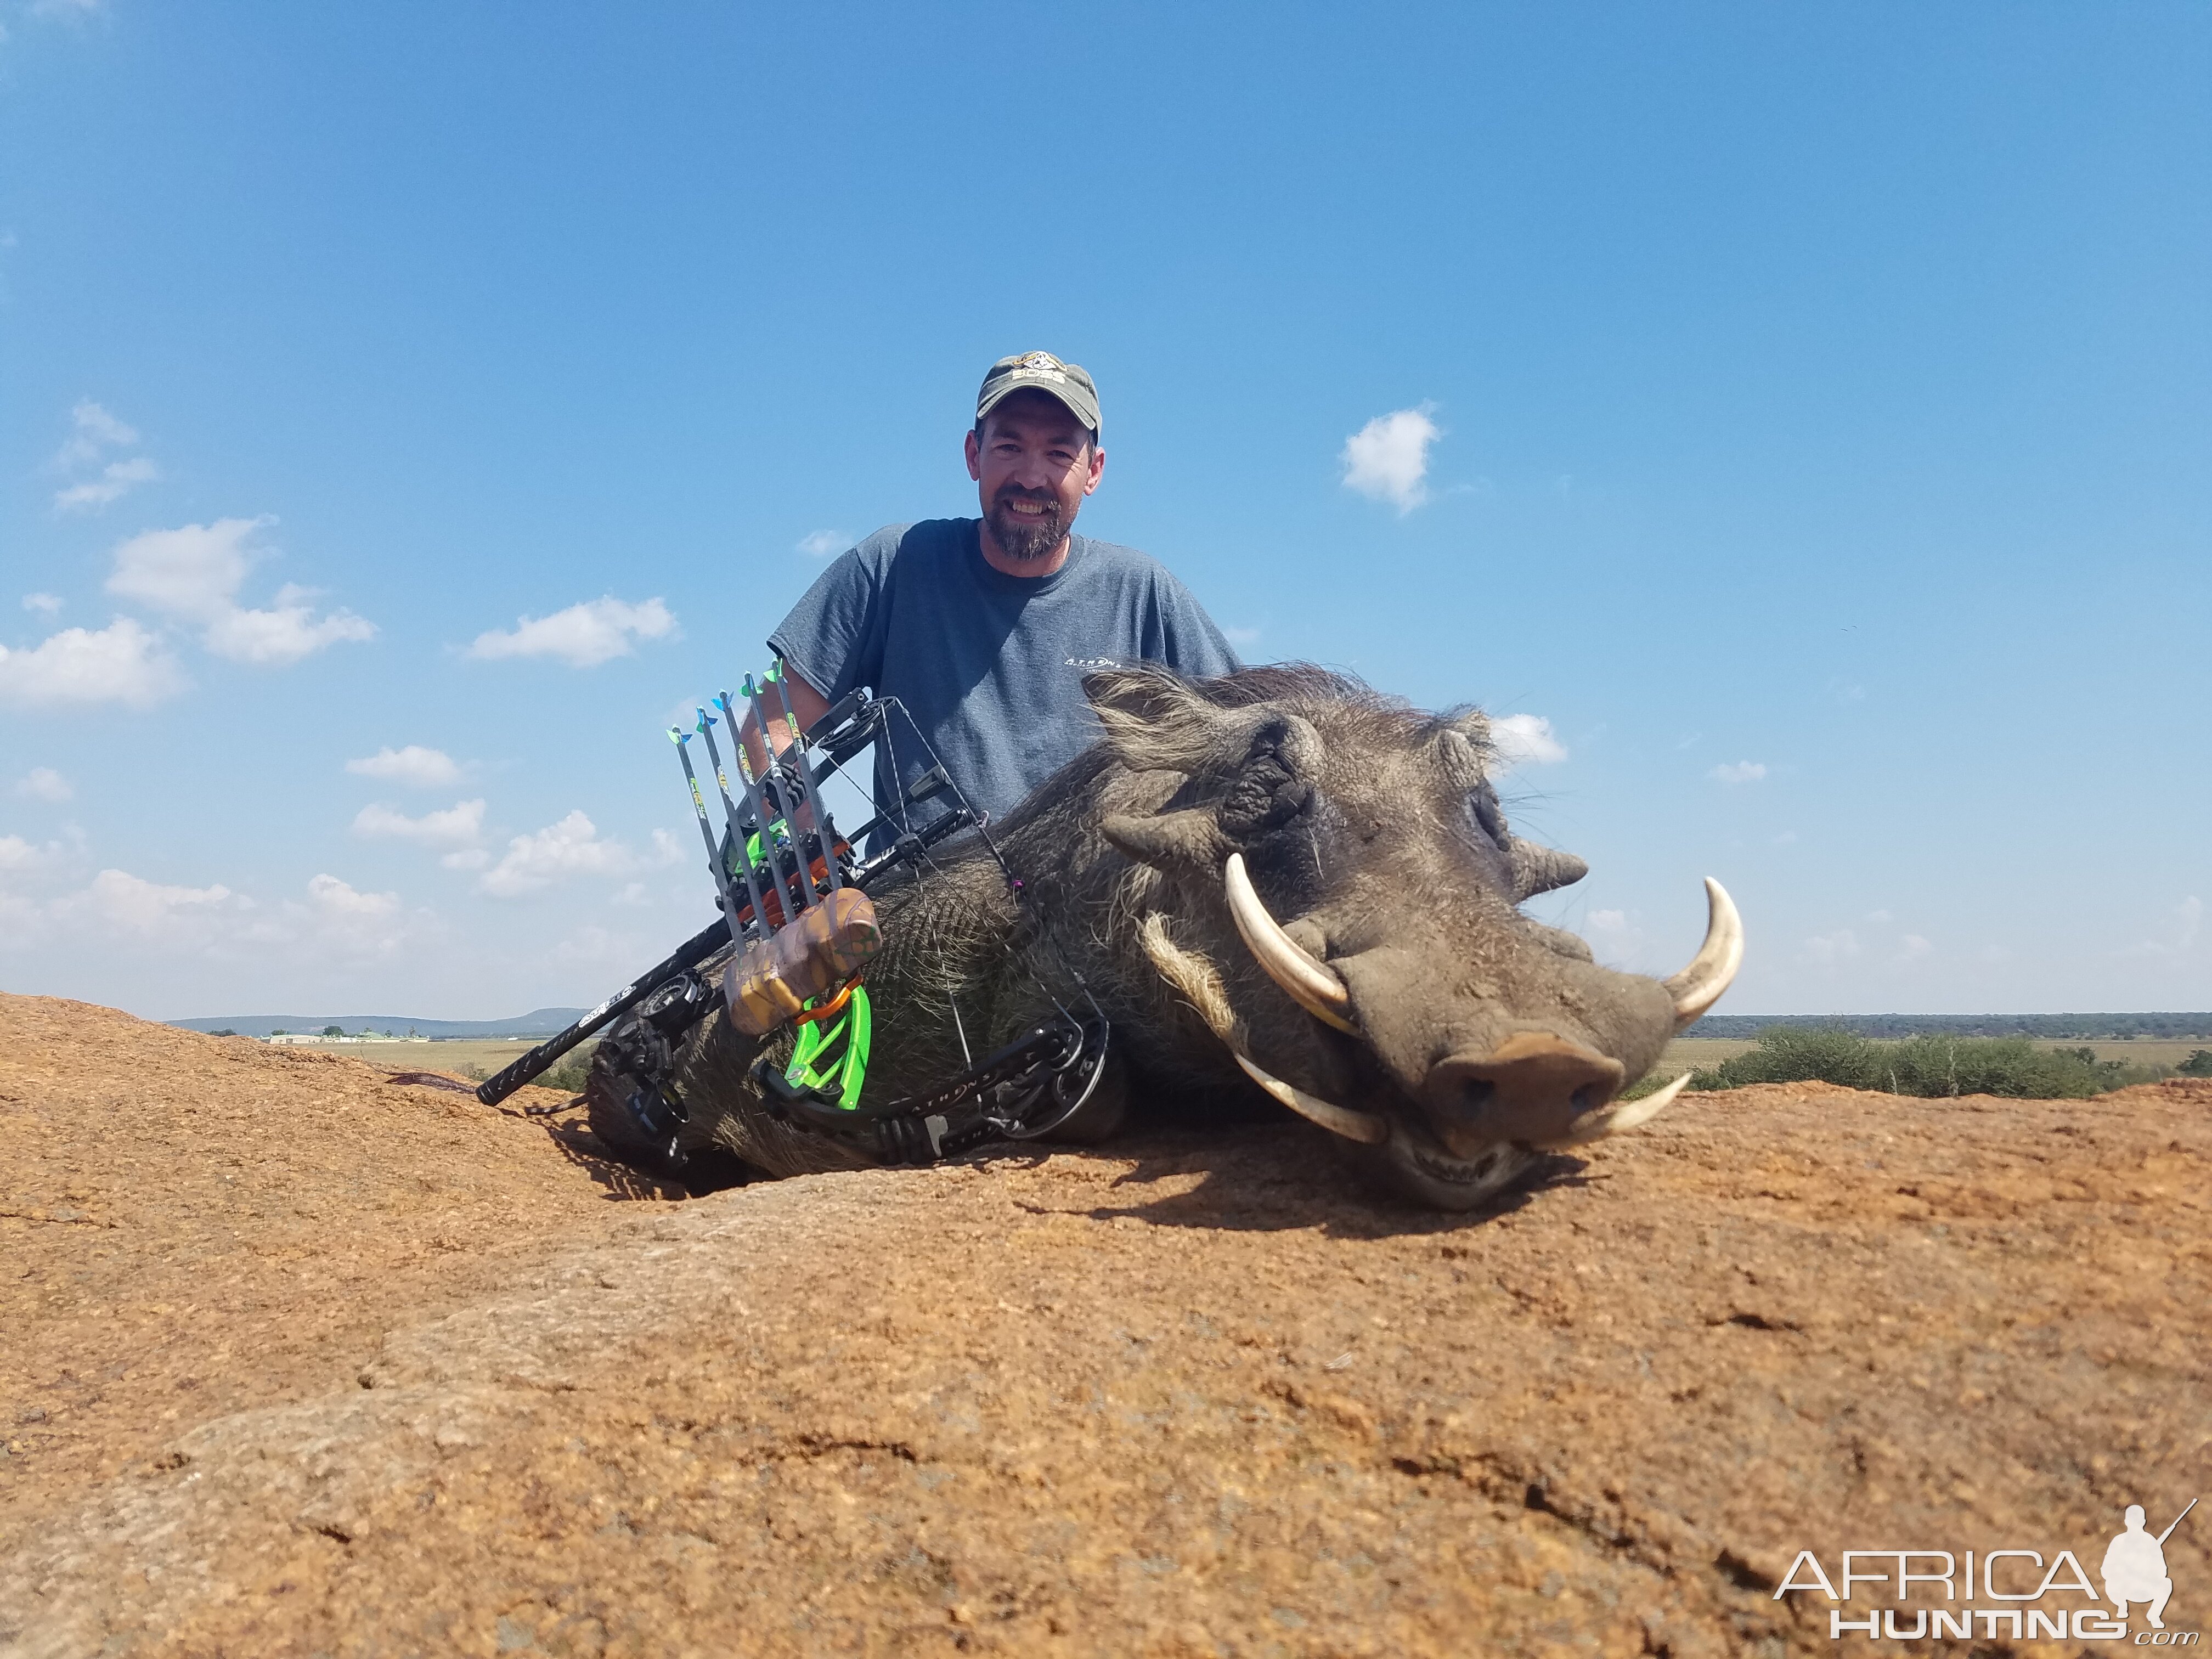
[657,664,1737,1207]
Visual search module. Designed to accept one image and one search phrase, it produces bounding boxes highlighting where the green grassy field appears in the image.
[278,1038,557,1081]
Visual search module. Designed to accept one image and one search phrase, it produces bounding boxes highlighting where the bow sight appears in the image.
[475,664,1110,1184]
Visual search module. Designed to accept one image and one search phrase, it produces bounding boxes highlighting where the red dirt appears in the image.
[3,994,2207,1656]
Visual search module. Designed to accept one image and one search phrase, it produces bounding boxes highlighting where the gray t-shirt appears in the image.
[769,518,1242,834]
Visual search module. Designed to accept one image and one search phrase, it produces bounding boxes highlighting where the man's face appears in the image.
[965,389,1105,564]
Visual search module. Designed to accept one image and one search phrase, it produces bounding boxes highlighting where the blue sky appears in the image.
[3,2,2206,1020]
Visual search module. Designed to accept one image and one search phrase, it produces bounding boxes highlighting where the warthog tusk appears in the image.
[1222,853,1358,1035]
[1233,1050,1391,1144]
[1540,1069,1694,1147]
[1661,878,1743,1030]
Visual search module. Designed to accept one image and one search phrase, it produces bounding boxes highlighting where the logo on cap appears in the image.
[1018,352,1062,370]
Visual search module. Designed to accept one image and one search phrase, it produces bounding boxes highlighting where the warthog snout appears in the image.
[1423,1032,1628,1151]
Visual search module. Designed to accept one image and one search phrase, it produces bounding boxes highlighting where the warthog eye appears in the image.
[1465,785,1507,849]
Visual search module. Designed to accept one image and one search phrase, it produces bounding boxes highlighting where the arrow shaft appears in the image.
[768,661,842,891]
[723,693,794,926]
[746,675,813,911]
[696,708,768,940]
[670,733,741,936]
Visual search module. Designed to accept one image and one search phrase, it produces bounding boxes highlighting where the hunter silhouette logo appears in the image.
[2106,1500,2195,1631]
[1772,1495,2199,1643]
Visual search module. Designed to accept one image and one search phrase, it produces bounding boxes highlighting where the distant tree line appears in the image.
[1683,1013,2212,1041]
[1686,1027,2179,1098]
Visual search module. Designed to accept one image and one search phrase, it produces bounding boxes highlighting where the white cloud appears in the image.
[54,456,161,514]
[352,798,486,848]
[67,867,247,936]
[439,847,491,871]
[105,517,375,664]
[22,594,64,616]
[466,597,676,668]
[477,810,659,897]
[1221,624,1263,650]
[8,850,428,962]
[346,745,462,787]
[1491,713,1568,769]
[1588,909,1629,932]
[1341,405,1441,514]
[297,873,409,956]
[1709,760,1768,784]
[0,617,189,709]
[30,0,106,17]
[106,517,260,620]
[0,892,38,940]
[2181,895,2203,950]
[0,834,65,873]
[1894,934,1934,962]
[52,399,136,469]
[1803,929,1860,964]
[797,531,850,558]
[202,586,378,664]
[50,401,155,512]
[13,767,73,802]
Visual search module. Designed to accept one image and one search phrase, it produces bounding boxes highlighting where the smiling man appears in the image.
[755,351,1240,830]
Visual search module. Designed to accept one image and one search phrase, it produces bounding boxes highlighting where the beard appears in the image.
[986,489,1069,563]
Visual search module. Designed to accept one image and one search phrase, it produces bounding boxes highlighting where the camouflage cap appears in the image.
[975,351,1101,437]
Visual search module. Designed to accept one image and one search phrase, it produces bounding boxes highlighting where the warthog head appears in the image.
[1088,665,1741,1208]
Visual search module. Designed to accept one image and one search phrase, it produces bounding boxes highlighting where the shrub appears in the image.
[2180,1049,2212,1078]
[1688,1026,2166,1099]
[1688,1026,1884,1092]
[536,1045,600,1095]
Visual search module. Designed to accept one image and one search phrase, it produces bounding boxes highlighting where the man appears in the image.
[2102,1504,2176,1629]
[747,352,1240,833]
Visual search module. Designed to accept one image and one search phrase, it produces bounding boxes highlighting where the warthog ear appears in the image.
[1085,667,1245,774]
[1101,808,1228,872]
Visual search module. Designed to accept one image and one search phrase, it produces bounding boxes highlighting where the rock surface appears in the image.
[2,992,2207,1656]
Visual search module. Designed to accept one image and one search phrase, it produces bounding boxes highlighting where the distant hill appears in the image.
[169,1009,587,1040]
[1682,1013,2212,1041]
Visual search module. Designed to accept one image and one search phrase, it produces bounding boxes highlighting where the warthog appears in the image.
[643,664,1741,1209]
